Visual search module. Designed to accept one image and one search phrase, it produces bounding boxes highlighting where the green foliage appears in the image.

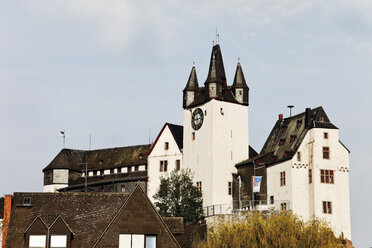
[195,211,346,248]
[154,169,204,223]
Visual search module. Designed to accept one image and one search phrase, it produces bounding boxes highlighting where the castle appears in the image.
[43,44,351,239]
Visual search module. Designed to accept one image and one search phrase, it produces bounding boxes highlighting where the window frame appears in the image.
[280,171,286,186]
[228,182,232,195]
[324,132,328,139]
[320,169,334,184]
[175,160,181,171]
[164,142,169,150]
[323,146,330,159]
[297,152,301,162]
[196,181,202,192]
[322,201,332,214]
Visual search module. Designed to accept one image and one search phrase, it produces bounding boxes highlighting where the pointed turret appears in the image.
[183,66,199,108]
[231,61,249,105]
[205,44,226,98]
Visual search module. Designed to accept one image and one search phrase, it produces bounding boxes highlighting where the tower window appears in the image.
[321,169,334,184]
[164,142,169,150]
[205,110,207,116]
[228,182,232,195]
[23,197,31,206]
[220,108,224,115]
[323,147,330,159]
[309,169,312,184]
[192,132,195,140]
[324,132,328,139]
[280,171,286,186]
[323,201,332,214]
[239,90,242,95]
[297,152,301,161]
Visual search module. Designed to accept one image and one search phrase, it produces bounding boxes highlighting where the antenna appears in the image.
[60,130,66,148]
[287,105,295,117]
[89,134,92,150]
[216,27,220,44]
[149,128,151,145]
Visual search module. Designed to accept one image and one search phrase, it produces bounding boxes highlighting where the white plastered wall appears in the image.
[147,125,183,203]
[268,128,351,239]
[43,169,69,192]
[183,99,249,207]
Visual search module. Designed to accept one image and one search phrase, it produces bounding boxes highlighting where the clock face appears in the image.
[192,108,204,130]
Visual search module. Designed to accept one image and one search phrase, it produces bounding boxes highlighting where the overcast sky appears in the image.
[0,0,371,246]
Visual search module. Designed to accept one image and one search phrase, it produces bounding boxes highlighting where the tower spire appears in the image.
[232,60,249,105]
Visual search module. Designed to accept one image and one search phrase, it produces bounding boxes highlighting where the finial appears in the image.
[212,40,215,46]
[238,57,240,63]
[193,61,195,67]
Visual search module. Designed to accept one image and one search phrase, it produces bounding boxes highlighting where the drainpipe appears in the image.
[2,195,12,248]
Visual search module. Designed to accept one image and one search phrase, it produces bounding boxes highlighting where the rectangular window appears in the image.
[196,181,202,192]
[110,168,115,174]
[164,142,169,150]
[121,185,125,192]
[118,168,122,173]
[145,235,156,248]
[321,169,334,184]
[228,182,232,195]
[29,235,46,248]
[159,161,168,172]
[270,196,274,204]
[281,203,287,211]
[50,235,67,248]
[135,165,139,172]
[132,234,145,247]
[309,169,312,184]
[324,132,328,139]
[322,201,332,214]
[175,160,180,171]
[323,147,330,159]
[192,132,195,140]
[297,152,301,161]
[93,171,97,176]
[280,171,286,186]
[128,166,132,173]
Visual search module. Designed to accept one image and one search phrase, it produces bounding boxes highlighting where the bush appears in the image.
[195,211,346,248]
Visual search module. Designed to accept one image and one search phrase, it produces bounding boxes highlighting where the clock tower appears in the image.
[183,44,249,209]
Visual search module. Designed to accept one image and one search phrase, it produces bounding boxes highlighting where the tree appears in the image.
[154,169,204,223]
[195,211,348,248]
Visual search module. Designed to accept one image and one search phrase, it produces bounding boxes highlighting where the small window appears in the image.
[121,185,125,192]
[110,168,115,174]
[228,182,232,195]
[196,181,202,192]
[128,166,132,173]
[93,171,97,176]
[159,161,168,172]
[220,108,224,115]
[110,186,113,192]
[323,147,330,159]
[322,201,332,214]
[280,171,286,186]
[281,126,287,132]
[290,135,296,142]
[258,159,264,165]
[296,120,302,127]
[192,132,195,140]
[205,110,207,116]
[118,168,122,173]
[270,196,274,204]
[309,169,312,184]
[146,235,156,248]
[279,139,285,146]
[50,235,67,248]
[23,197,31,206]
[175,160,181,171]
[135,165,139,172]
[239,90,242,96]
[321,169,334,184]
[320,115,324,122]
[324,132,328,139]
[100,169,104,175]
[297,152,301,162]
[281,203,287,211]
[29,235,46,248]
[164,142,169,150]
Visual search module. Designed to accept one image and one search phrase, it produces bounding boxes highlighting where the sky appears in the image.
[0,0,371,246]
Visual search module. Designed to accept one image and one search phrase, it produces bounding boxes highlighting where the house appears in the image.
[147,123,183,202]
[3,185,181,248]
[234,107,351,239]
[43,145,150,193]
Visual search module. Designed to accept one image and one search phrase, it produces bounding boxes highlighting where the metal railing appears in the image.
[203,200,291,217]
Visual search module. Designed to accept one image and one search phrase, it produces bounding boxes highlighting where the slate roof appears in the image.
[167,123,183,150]
[5,192,130,247]
[236,107,338,168]
[43,145,150,172]
[163,217,184,234]
[184,44,248,108]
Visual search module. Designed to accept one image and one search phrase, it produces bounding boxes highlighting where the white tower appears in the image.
[183,44,250,208]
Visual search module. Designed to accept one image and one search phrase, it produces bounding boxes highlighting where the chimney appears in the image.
[278,114,283,120]
[2,195,12,248]
[305,108,311,128]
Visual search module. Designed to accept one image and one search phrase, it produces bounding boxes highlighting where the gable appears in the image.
[95,186,180,248]
[148,124,183,157]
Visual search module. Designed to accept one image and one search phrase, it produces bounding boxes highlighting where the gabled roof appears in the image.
[43,145,150,172]
[148,123,183,156]
[237,107,338,168]
[5,185,181,248]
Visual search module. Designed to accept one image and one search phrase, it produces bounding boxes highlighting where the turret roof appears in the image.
[232,62,249,89]
[183,66,199,91]
[205,44,226,85]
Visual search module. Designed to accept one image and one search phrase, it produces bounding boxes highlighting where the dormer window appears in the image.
[279,139,285,146]
[296,120,302,128]
[258,159,264,165]
[290,135,296,142]
[284,152,287,158]
[23,197,31,206]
